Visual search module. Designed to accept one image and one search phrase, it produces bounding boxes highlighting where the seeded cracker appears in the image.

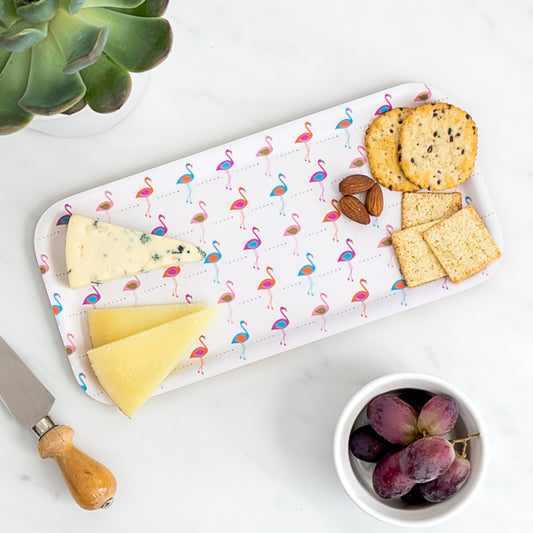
[401,191,462,229]
[365,107,420,192]
[391,221,447,288]
[422,205,501,283]
[398,103,478,190]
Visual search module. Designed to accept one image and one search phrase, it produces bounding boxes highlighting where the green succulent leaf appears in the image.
[0,19,48,52]
[79,7,171,72]
[18,30,86,114]
[50,8,108,73]
[0,48,34,134]
[62,95,87,114]
[83,0,143,8]
[0,0,19,29]
[116,0,169,17]
[80,51,131,113]
[16,0,60,24]
[60,0,87,15]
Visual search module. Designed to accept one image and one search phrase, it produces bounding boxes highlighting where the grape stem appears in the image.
[450,433,480,457]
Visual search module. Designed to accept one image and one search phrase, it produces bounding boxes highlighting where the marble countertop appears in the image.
[1,1,531,531]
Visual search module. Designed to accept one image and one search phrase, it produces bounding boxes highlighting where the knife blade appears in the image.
[0,336,116,510]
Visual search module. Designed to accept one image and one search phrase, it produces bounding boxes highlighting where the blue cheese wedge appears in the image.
[65,214,205,288]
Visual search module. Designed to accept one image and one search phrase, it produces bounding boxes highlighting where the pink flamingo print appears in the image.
[82,285,101,309]
[271,306,289,346]
[64,333,76,355]
[185,293,194,304]
[298,252,316,296]
[270,173,288,216]
[96,190,113,222]
[39,253,49,274]
[205,240,222,283]
[375,93,393,115]
[338,238,356,281]
[190,335,209,374]
[230,187,248,230]
[309,159,328,202]
[323,198,341,241]
[135,176,154,217]
[391,278,408,307]
[414,84,432,102]
[231,320,249,360]
[350,146,367,168]
[243,226,262,270]
[217,149,234,190]
[335,107,353,148]
[295,121,313,163]
[56,203,72,226]
[123,275,141,305]
[177,163,195,204]
[256,135,273,175]
[151,214,168,236]
[217,280,236,323]
[163,265,181,297]
[351,279,369,318]
[190,200,208,243]
[378,224,395,267]
[312,292,329,332]
[51,293,62,316]
[257,266,276,310]
[283,212,302,255]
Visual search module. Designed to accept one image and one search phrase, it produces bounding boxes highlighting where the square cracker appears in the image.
[402,192,462,228]
[422,205,502,283]
[392,220,447,288]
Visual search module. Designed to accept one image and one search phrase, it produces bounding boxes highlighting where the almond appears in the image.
[339,195,371,225]
[339,174,375,195]
[365,182,384,216]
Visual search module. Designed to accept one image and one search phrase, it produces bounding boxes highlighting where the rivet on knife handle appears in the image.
[36,420,117,510]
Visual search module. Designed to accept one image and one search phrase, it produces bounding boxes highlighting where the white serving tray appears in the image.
[34,83,503,404]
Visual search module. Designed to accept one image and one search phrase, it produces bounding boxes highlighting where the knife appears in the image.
[0,336,116,510]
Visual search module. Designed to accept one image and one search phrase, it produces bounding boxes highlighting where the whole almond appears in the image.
[365,182,384,216]
[339,195,371,225]
[339,174,375,195]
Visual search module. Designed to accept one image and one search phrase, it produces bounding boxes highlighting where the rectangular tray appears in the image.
[34,83,503,404]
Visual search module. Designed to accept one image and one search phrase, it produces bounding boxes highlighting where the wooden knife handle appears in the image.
[37,425,117,510]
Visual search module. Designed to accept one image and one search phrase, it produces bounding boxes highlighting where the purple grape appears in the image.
[399,436,455,483]
[400,484,428,505]
[420,455,471,503]
[349,425,391,463]
[367,394,419,445]
[418,394,459,436]
[398,388,433,413]
[372,451,416,499]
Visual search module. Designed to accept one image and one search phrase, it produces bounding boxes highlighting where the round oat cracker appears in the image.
[365,107,420,192]
[398,102,478,191]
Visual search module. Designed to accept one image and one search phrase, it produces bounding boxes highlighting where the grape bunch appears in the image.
[349,389,478,504]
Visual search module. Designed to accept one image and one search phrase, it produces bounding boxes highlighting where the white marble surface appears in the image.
[0,1,531,531]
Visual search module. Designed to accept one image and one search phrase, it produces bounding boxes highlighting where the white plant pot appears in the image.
[28,72,149,137]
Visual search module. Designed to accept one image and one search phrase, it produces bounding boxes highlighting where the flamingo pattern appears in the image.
[39,254,49,274]
[338,238,356,281]
[96,190,114,221]
[82,285,101,308]
[391,278,408,307]
[352,279,369,318]
[298,252,316,296]
[309,159,328,202]
[56,203,72,226]
[256,135,273,175]
[271,306,289,346]
[123,275,141,305]
[217,280,236,322]
[217,149,234,190]
[295,121,313,163]
[177,163,195,204]
[350,146,367,168]
[257,266,276,310]
[323,198,341,241]
[151,214,168,235]
[230,187,248,230]
[335,107,353,148]
[378,224,396,267]
[190,200,208,243]
[231,320,249,360]
[205,240,222,283]
[270,173,288,216]
[162,266,180,297]
[375,93,393,115]
[283,213,302,255]
[243,226,262,270]
[311,292,329,332]
[190,335,209,374]
[64,333,76,355]
[135,177,153,217]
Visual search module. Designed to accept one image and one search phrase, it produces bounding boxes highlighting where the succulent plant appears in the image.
[0,0,172,135]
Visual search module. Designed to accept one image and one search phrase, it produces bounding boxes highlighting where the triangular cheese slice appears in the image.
[87,306,219,417]
[87,303,208,348]
[65,214,206,288]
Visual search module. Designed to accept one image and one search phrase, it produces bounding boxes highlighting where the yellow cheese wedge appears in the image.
[65,214,206,288]
[87,306,219,417]
[87,302,208,348]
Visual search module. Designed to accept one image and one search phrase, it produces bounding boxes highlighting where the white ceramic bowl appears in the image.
[333,373,488,528]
